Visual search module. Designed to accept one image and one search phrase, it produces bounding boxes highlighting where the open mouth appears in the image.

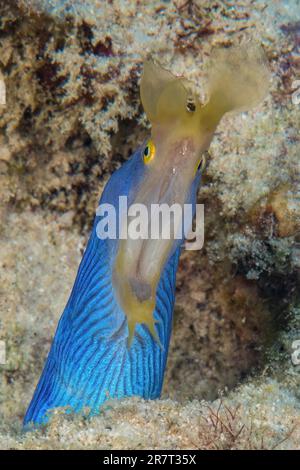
[111,139,199,343]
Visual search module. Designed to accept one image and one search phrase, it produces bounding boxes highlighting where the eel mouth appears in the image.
[112,136,202,343]
[116,139,196,288]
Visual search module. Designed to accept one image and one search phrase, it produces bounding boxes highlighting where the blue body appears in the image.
[24,145,200,426]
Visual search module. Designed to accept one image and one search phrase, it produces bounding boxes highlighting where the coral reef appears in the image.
[0,0,299,449]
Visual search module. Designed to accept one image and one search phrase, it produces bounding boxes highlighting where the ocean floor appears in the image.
[0,0,299,449]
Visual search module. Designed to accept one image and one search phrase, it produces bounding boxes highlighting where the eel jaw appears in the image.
[112,136,202,346]
[113,47,270,345]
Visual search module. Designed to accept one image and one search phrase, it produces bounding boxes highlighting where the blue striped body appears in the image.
[24,146,185,426]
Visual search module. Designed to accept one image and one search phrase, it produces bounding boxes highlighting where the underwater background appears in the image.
[0,0,299,449]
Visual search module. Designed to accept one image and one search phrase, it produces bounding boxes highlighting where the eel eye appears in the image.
[194,153,207,175]
[143,140,155,164]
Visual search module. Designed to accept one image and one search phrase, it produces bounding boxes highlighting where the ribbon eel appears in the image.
[24,43,269,426]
